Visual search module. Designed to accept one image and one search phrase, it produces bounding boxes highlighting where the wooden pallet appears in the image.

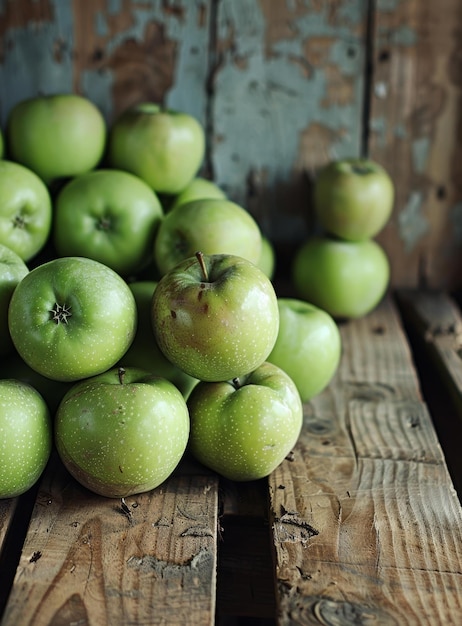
[1,292,461,625]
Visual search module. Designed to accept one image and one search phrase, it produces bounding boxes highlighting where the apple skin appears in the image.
[0,349,72,413]
[0,243,29,357]
[152,253,279,382]
[0,379,52,498]
[107,103,205,194]
[187,361,303,481]
[8,256,137,382]
[257,235,276,280]
[119,281,198,398]
[53,169,163,276]
[292,236,390,319]
[7,93,106,184]
[169,177,226,212]
[314,158,394,241]
[0,160,52,262]
[267,298,341,402]
[154,198,262,276]
[54,367,190,498]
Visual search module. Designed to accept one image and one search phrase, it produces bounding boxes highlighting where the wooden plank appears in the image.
[211,0,368,259]
[369,0,462,290]
[0,499,17,551]
[0,0,211,125]
[268,296,462,624]
[396,290,462,413]
[1,453,219,626]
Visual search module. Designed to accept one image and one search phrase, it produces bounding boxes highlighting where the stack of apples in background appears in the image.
[292,158,394,319]
[0,92,393,501]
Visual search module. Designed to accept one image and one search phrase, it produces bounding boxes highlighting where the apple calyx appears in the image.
[13,214,27,229]
[195,251,209,281]
[97,216,112,231]
[49,302,72,324]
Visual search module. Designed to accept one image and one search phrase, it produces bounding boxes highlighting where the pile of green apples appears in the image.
[0,93,344,500]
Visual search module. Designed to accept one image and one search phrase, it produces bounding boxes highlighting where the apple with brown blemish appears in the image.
[151,252,279,382]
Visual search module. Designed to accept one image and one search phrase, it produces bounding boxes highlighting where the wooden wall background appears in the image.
[0,0,461,290]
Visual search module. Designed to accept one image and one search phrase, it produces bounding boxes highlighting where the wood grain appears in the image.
[397,290,462,413]
[0,1,461,289]
[1,455,219,626]
[268,296,462,625]
[370,0,462,289]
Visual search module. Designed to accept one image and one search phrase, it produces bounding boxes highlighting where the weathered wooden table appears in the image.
[1,290,461,625]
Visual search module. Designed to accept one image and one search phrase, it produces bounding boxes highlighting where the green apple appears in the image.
[55,367,190,498]
[119,281,198,398]
[0,243,29,357]
[187,361,303,481]
[257,235,276,280]
[267,298,341,402]
[8,256,137,382]
[152,252,279,382]
[0,379,52,498]
[53,169,163,276]
[292,236,390,319]
[0,160,52,261]
[0,349,72,413]
[108,103,205,194]
[154,198,262,276]
[169,177,226,212]
[314,158,394,241]
[6,93,106,185]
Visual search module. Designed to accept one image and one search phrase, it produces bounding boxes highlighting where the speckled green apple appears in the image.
[292,236,390,319]
[0,160,52,261]
[267,298,341,402]
[152,252,279,382]
[188,361,303,481]
[0,349,72,413]
[0,243,29,357]
[55,367,190,498]
[154,198,262,276]
[8,256,137,382]
[108,103,205,194]
[118,281,197,398]
[314,158,394,241]
[53,169,163,276]
[0,379,52,498]
[7,93,106,184]
[169,177,226,212]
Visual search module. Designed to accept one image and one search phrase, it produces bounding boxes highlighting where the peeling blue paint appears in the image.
[0,0,210,123]
[398,190,429,251]
[0,0,74,123]
[394,123,407,138]
[411,136,430,174]
[369,116,388,149]
[212,0,367,240]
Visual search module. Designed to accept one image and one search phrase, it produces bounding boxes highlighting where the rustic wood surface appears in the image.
[268,296,462,625]
[0,0,461,289]
[369,0,462,289]
[1,453,219,626]
[397,290,462,414]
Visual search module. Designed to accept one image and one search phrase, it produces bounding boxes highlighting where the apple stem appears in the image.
[232,377,241,389]
[195,251,209,281]
[118,367,126,384]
